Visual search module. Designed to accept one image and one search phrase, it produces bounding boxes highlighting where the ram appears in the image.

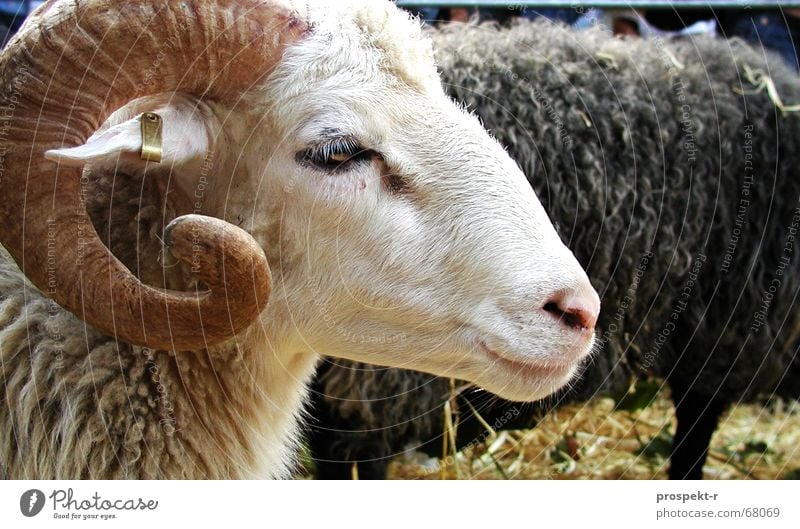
[308,19,800,480]
[0,1,599,479]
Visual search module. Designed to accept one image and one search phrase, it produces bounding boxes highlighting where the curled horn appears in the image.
[0,0,307,349]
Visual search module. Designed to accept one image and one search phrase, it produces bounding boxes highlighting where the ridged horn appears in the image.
[0,0,308,350]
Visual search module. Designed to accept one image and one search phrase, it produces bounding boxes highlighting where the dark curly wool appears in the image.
[308,20,800,479]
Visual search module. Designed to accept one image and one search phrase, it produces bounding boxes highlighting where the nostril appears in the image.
[543,289,600,331]
[544,302,586,330]
[543,302,563,319]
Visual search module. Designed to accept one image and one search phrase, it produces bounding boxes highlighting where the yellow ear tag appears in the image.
[140,112,163,163]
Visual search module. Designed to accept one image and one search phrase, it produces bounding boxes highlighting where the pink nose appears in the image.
[543,283,600,331]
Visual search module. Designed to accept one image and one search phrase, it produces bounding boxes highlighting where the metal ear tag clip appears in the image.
[140,112,163,163]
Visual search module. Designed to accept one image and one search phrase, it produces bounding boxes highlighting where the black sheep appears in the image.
[308,20,800,480]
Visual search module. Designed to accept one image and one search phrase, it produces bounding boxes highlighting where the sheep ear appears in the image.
[45,108,211,167]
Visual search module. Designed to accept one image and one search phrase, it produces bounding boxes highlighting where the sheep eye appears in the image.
[298,137,374,172]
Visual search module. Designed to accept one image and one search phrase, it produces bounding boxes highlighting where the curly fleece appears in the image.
[311,19,800,468]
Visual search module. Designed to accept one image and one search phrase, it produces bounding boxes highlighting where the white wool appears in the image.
[7,0,598,478]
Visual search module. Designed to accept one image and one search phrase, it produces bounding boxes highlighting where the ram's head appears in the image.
[0,0,598,401]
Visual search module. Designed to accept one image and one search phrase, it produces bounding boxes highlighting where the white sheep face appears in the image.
[247,3,600,402]
[48,1,599,403]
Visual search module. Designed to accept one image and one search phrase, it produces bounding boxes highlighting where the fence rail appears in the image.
[396,1,800,8]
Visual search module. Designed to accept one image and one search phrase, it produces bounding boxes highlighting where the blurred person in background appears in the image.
[7,2,795,70]
[521,6,585,26]
[447,7,472,23]
[603,7,799,71]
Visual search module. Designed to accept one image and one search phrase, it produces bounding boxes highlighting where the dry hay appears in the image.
[386,389,800,480]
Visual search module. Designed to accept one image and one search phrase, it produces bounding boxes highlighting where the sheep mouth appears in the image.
[476,340,576,380]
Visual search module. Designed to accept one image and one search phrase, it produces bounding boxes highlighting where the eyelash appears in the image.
[298,137,374,172]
